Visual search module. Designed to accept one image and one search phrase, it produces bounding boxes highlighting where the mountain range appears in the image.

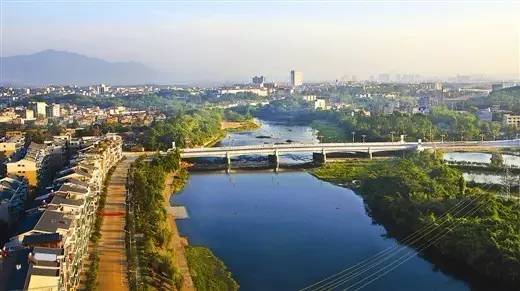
[0,50,166,86]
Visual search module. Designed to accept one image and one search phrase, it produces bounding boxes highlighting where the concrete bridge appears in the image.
[180,139,520,166]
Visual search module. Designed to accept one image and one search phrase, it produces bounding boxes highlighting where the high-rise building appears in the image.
[30,102,47,118]
[290,70,303,87]
[100,83,110,94]
[252,76,265,86]
[46,104,61,118]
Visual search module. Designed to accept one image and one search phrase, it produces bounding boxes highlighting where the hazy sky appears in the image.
[2,0,519,83]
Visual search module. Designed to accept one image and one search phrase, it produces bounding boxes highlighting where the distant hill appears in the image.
[0,50,166,86]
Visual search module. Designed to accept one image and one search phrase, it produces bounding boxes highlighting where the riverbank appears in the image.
[128,154,184,290]
[167,166,239,290]
[163,170,195,291]
[202,131,227,147]
[312,153,520,288]
[221,119,260,132]
[201,120,259,147]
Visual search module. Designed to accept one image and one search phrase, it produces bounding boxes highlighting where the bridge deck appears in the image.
[180,140,520,158]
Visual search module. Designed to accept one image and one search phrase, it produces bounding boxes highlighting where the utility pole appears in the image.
[351,131,355,143]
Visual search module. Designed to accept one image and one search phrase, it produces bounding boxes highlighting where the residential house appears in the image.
[0,176,29,226]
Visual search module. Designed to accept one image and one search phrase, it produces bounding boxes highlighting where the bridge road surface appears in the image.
[97,155,137,290]
[180,140,520,158]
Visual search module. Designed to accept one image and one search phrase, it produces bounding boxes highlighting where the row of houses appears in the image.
[0,176,29,227]
[0,134,25,160]
[1,134,123,290]
[5,141,66,188]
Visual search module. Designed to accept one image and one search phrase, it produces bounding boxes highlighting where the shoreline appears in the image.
[162,171,195,291]
[222,119,260,132]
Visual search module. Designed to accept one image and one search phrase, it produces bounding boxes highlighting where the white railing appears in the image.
[180,139,520,157]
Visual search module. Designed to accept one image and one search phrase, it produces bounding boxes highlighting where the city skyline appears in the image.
[1,1,520,84]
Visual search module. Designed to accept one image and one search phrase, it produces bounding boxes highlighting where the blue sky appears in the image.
[1,0,519,83]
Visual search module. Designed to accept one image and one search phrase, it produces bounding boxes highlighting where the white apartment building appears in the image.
[291,70,303,87]
[219,87,269,97]
[46,103,61,118]
[30,102,47,118]
[0,135,25,159]
[20,134,123,291]
[503,114,520,127]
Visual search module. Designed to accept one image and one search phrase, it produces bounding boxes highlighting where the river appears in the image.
[172,120,499,291]
[444,152,520,186]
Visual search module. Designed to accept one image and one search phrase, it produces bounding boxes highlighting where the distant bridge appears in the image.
[180,139,520,165]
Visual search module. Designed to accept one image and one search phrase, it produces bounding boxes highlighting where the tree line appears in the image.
[142,109,223,150]
[241,97,516,142]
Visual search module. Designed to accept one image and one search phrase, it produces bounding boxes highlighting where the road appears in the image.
[97,155,137,290]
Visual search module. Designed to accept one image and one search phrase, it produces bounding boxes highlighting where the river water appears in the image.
[444,152,520,186]
[172,120,498,291]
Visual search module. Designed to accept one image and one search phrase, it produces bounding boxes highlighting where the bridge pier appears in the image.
[313,149,327,164]
[268,150,279,169]
[225,151,231,167]
[416,139,424,152]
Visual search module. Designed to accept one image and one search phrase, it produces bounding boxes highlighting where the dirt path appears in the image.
[163,172,196,291]
[96,155,137,291]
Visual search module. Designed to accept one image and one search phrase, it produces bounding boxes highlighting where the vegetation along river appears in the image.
[172,120,502,290]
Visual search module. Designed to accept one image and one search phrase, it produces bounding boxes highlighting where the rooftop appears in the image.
[0,177,26,203]
[33,210,73,233]
[49,195,84,207]
[58,183,89,195]
[22,233,62,246]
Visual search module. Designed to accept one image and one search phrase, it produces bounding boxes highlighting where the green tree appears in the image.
[490,153,504,167]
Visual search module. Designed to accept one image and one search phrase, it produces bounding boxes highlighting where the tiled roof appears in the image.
[33,211,73,233]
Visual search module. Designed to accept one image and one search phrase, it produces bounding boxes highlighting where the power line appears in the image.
[299,196,471,290]
[343,198,488,291]
[300,192,483,291]
[301,183,494,291]
[311,194,485,291]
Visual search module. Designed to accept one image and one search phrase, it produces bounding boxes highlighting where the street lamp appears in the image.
[351,131,355,143]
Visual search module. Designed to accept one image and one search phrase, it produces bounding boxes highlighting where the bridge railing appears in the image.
[180,139,520,153]
[181,141,418,152]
